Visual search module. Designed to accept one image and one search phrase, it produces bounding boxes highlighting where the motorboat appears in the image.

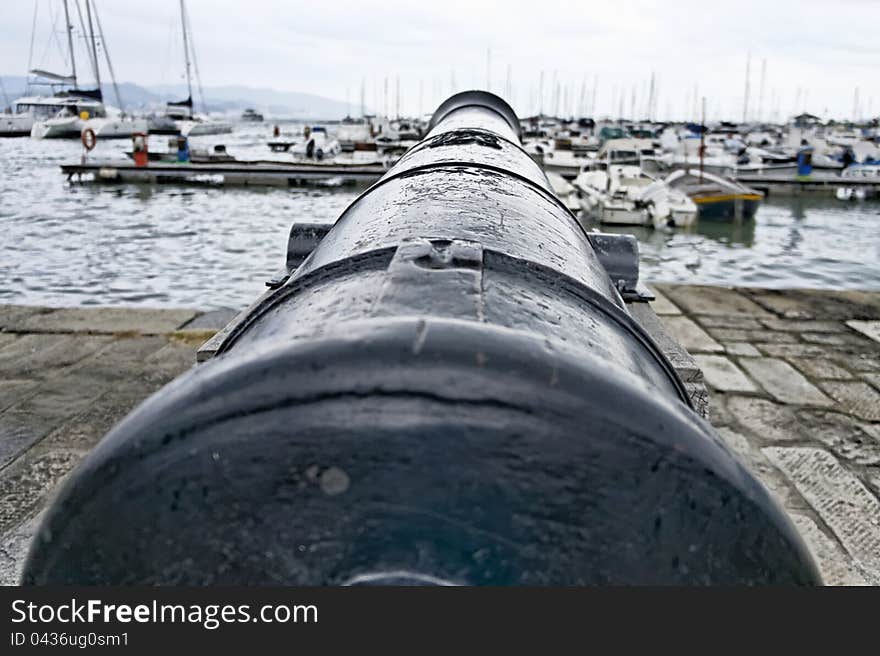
[574,162,697,229]
[665,168,763,221]
[290,126,341,160]
[241,108,264,122]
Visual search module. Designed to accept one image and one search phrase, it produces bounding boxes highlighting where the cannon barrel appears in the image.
[24,92,820,585]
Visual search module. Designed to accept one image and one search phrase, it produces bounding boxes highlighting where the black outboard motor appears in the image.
[24,92,820,585]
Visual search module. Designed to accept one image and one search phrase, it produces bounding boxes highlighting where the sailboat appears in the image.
[14,0,109,138]
[148,0,232,137]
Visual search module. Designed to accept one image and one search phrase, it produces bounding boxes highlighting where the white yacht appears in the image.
[29,91,106,139]
[574,162,697,229]
[3,84,100,137]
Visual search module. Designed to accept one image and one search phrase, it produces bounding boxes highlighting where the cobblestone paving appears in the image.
[1,289,879,586]
[0,305,234,585]
[654,284,880,585]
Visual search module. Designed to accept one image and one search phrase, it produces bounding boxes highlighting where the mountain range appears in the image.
[0,76,361,119]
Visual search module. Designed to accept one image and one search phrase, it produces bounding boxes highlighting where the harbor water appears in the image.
[2,124,880,311]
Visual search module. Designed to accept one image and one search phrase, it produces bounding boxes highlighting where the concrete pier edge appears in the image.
[1,285,879,585]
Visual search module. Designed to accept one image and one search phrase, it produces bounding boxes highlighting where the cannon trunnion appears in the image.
[24,92,820,585]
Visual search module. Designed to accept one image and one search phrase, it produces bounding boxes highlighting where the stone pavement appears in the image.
[1,288,879,586]
[653,284,880,585]
[0,304,235,585]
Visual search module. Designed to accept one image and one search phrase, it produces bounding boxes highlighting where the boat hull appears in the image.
[31,116,86,139]
[694,194,761,222]
[0,114,35,137]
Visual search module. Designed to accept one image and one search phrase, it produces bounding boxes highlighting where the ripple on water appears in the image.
[2,128,880,309]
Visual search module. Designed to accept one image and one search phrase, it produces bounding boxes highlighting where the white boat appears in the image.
[546,172,581,213]
[0,111,34,137]
[30,94,106,139]
[178,116,235,136]
[156,0,234,139]
[574,162,697,229]
[83,105,149,139]
[290,126,341,160]
[29,1,132,140]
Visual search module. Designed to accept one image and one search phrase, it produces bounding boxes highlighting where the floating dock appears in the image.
[61,159,389,187]
[1,285,879,584]
[733,170,880,197]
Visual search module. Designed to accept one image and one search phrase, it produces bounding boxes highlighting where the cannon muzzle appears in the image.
[24,92,820,585]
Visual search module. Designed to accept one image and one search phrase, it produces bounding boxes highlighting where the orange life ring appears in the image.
[81,128,97,151]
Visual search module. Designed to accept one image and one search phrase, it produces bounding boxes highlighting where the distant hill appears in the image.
[0,76,361,119]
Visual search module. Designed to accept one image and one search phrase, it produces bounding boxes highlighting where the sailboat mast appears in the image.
[180,0,193,102]
[93,1,123,110]
[84,0,101,89]
[63,0,77,86]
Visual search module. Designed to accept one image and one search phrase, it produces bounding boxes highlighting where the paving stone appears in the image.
[863,373,880,391]
[728,397,802,443]
[0,450,81,535]
[789,514,870,586]
[0,411,59,470]
[819,382,880,422]
[708,395,735,427]
[693,315,765,329]
[179,307,238,330]
[645,288,681,315]
[846,320,880,345]
[756,343,829,358]
[763,447,880,583]
[659,316,723,353]
[747,331,798,344]
[832,354,880,373]
[749,289,880,321]
[657,285,771,317]
[798,409,880,466]
[760,318,847,333]
[0,379,39,412]
[802,332,865,346]
[724,342,761,357]
[0,305,54,331]
[705,328,750,342]
[739,358,832,406]
[693,355,757,393]
[13,307,198,335]
[729,396,880,465]
[788,358,852,381]
[40,386,156,453]
[0,334,70,373]
[714,427,801,510]
[9,374,108,423]
[0,512,42,586]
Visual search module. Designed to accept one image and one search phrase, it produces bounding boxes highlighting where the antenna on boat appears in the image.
[84,0,101,91]
[179,0,193,107]
[91,1,124,112]
[757,59,766,123]
[700,96,706,182]
[0,78,10,110]
[63,0,78,88]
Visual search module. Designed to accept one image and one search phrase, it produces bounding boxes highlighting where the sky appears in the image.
[1,0,877,121]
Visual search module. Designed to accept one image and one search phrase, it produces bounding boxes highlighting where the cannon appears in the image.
[24,92,820,585]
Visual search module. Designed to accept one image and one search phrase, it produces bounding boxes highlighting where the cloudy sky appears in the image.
[1,0,877,121]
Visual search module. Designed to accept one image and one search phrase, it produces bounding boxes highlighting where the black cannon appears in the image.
[24,92,820,585]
